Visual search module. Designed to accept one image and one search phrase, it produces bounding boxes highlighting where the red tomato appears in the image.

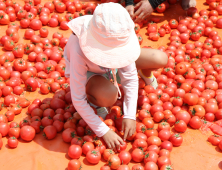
[174,120,187,133]
[0,122,9,136]
[82,142,95,155]
[43,125,57,140]
[157,156,171,168]
[144,162,158,170]
[144,150,158,163]
[86,149,101,164]
[68,159,81,170]
[68,144,82,159]
[131,148,144,163]
[20,126,35,141]
[183,93,198,106]
[62,128,76,143]
[7,136,18,148]
[169,133,183,147]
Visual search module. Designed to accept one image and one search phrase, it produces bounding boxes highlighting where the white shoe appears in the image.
[138,70,158,89]
[96,107,109,120]
[89,102,109,119]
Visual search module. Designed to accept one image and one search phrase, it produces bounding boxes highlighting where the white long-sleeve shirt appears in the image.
[64,34,138,137]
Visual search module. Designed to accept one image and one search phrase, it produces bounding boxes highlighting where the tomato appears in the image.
[86,149,101,164]
[62,128,76,143]
[101,149,114,161]
[131,148,144,163]
[7,136,18,148]
[158,129,171,142]
[176,110,191,124]
[4,39,15,50]
[8,126,20,138]
[189,116,202,129]
[0,122,9,136]
[68,159,81,170]
[4,95,15,107]
[67,144,83,159]
[25,77,38,92]
[158,149,170,158]
[156,3,166,13]
[169,133,183,147]
[183,93,198,106]
[43,125,57,140]
[144,150,158,163]
[13,59,27,72]
[116,150,131,165]
[149,33,160,41]
[100,166,111,170]
[132,139,147,151]
[174,120,187,133]
[147,136,161,146]
[81,141,94,155]
[208,134,222,146]
[205,102,218,114]
[160,165,174,170]
[144,162,158,170]
[20,125,35,141]
[0,13,10,25]
[153,111,164,122]
[157,156,171,168]
[29,19,42,30]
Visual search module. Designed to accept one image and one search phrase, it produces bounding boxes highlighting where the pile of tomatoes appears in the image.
[0,0,222,170]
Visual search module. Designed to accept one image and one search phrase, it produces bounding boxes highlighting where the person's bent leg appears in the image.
[135,48,168,88]
[136,48,168,76]
[86,75,118,107]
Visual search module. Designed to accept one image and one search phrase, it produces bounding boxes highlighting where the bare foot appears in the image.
[181,0,196,10]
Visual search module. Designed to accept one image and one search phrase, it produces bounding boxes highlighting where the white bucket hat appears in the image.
[67,2,141,69]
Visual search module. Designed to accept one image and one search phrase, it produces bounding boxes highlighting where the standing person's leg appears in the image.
[135,48,168,87]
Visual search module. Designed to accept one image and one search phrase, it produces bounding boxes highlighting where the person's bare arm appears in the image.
[122,118,136,140]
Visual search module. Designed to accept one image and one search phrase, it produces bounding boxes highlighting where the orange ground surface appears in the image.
[0,0,222,170]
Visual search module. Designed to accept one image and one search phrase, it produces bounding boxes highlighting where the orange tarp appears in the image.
[0,0,222,170]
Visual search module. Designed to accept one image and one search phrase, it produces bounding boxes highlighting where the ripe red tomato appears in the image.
[68,159,81,170]
[108,155,121,169]
[7,136,18,148]
[62,128,76,143]
[208,134,222,146]
[144,150,158,163]
[170,133,183,147]
[82,142,95,155]
[55,2,66,13]
[144,162,158,170]
[157,156,171,168]
[174,120,187,133]
[43,125,57,140]
[183,93,198,106]
[68,144,82,159]
[20,126,35,141]
[0,122,9,136]
[8,126,20,138]
[86,149,101,164]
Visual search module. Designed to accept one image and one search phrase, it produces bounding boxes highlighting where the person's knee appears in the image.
[86,75,118,107]
[97,86,118,107]
[156,50,168,68]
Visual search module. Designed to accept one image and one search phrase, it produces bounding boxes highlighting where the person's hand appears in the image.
[122,118,136,141]
[125,5,134,19]
[102,129,125,152]
[133,0,153,23]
